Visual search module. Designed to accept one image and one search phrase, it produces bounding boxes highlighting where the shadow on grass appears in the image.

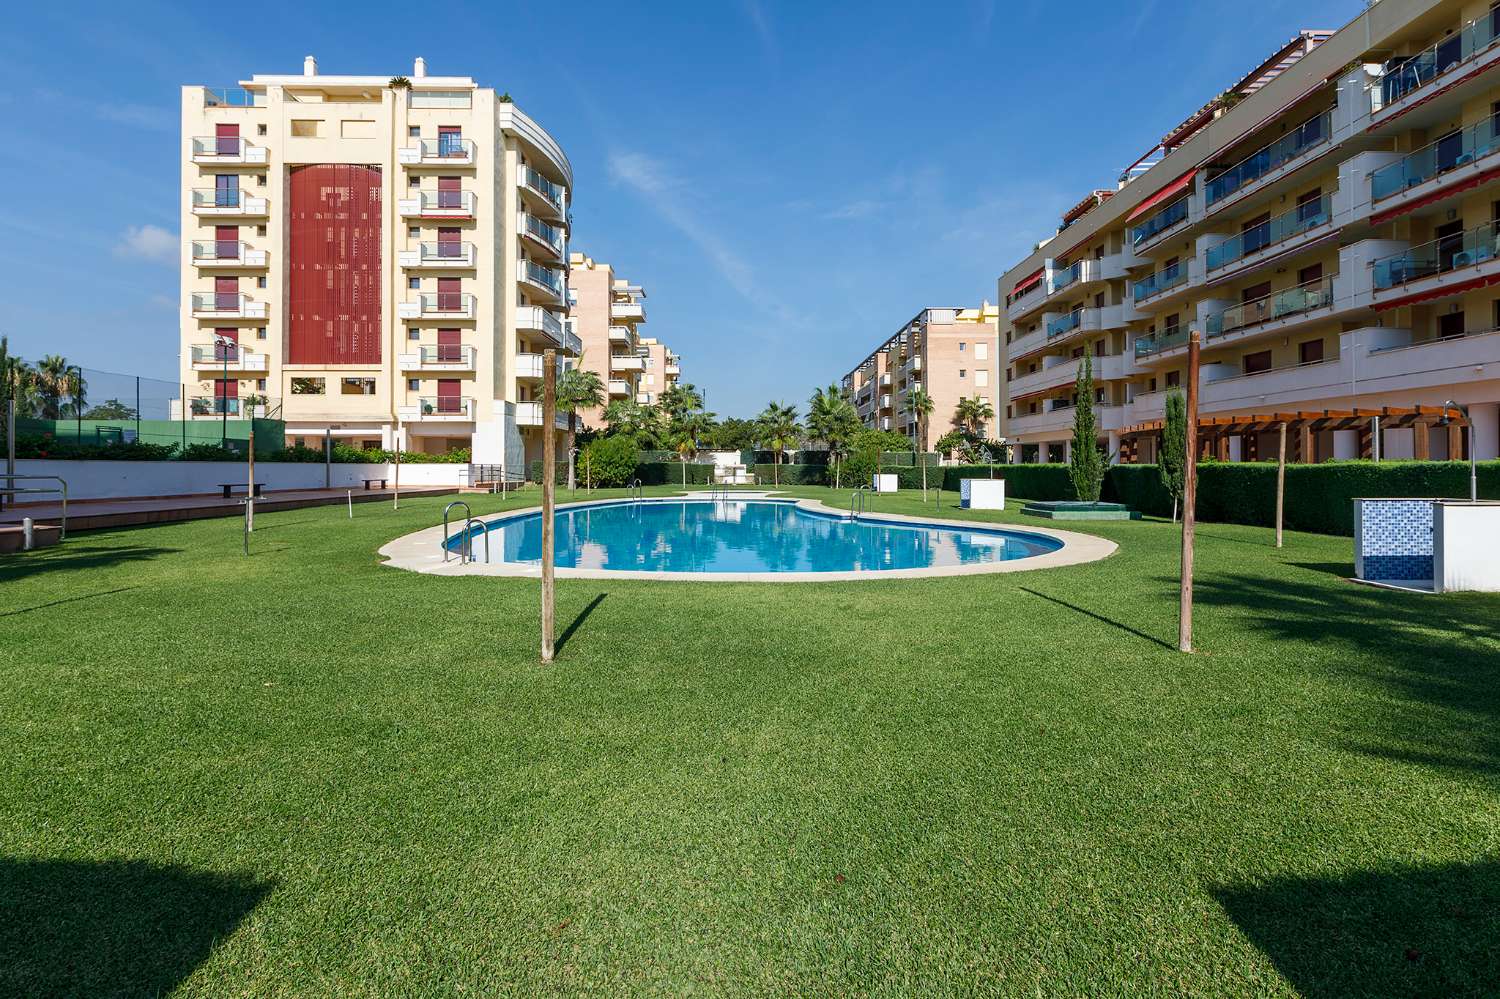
[1019,586,1173,651]
[1214,859,1500,998]
[0,857,271,997]
[556,593,606,655]
[0,545,181,583]
[0,585,142,618]
[1290,561,1357,579]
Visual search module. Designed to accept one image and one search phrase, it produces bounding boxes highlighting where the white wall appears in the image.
[12,460,469,501]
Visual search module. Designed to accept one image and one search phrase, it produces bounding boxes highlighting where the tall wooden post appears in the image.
[247,428,255,532]
[393,423,402,510]
[1179,330,1201,654]
[541,349,557,663]
[1275,422,1287,549]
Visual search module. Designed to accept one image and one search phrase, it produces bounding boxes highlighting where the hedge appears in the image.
[938,464,1075,500]
[635,462,716,486]
[752,463,827,486]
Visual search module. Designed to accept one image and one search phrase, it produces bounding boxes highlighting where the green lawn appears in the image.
[3,485,1498,997]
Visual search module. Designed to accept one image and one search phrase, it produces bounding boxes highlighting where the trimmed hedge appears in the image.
[938,464,1075,500]
[752,463,826,486]
[636,462,715,486]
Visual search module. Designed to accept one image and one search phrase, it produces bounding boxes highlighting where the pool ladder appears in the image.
[441,500,490,564]
[708,482,730,503]
[850,486,869,521]
[628,478,643,502]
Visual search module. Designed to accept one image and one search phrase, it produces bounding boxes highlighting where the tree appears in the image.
[35,355,83,420]
[602,399,664,449]
[556,365,606,490]
[805,384,862,490]
[82,398,139,420]
[658,383,703,427]
[581,434,639,487]
[669,410,714,486]
[0,337,40,418]
[953,395,994,437]
[1160,389,1188,522]
[756,402,800,486]
[1068,354,1105,503]
[902,387,935,500]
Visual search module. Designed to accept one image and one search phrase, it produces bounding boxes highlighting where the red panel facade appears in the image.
[288,164,382,365]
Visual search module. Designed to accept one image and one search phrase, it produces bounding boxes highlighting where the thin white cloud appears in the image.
[607,150,757,301]
[823,199,883,221]
[1127,0,1160,40]
[740,0,776,60]
[115,224,178,265]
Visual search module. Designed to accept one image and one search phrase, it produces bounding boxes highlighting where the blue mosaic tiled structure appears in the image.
[1356,499,1434,582]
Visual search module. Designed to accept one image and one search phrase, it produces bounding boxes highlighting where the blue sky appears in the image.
[1,0,1359,417]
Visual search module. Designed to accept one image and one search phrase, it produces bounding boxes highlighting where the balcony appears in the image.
[1006,277,1048,322]
[879,393,892,409]
[190,188,268,217]
[190,292,267,320]
[189,344,267,371]
[1205,194,1335,275]
[398,292,476,320]
[515,401,570,429]
[1371,117,1500,208]
[399,396,474,422]
[1129,196,1191,250]
[1204,111,1331,210]
[666,362,680,376]
[519,212,565,259]
[190,136,267,165]
[1205,275,1335,341]
[399,189,476,219]
[1131,259,1193,306]
[1009,404,1122,438]
[1011,354,1126,398]
[610,354,646,372]
[188,396,262,417]
[608,325,635,345]
[607,379,630,397]
[1372,12,1500,121]
[397,345,476,371]
[1372,222,1500,299]
[517,306,579,353]
[520,165,567,220]
[398,137,476,167]
[398,241,476,269]
[202,87,262,108]
[191,240,267,268]
[1048,258,1102,299]
[517,260,565,300]
[514,353,545,380]
[1134,328,1191,359]
[611,301,645,323]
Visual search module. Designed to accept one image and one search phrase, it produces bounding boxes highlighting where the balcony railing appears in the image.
[1205,110,1331,205]
[190,136,266,162]
[607,379,630,395]
[520,213,565,255]
[1129,197,1190,247]
[203,87,261,107]
[413,396,474,418]
[610,354,646,371]
[517,306,565,340]
[518,260,564,296]
[404,190,475,215]
[1205,275,1335,338]
[1372,221,1500,290]
[521,165,566,214]
[190,188,266,214]
[190,292,264,317]
[610,301,645,322]
[1376,11,1500,109]
[1206,194,1333,271]
[411,345,476,367]
[1134,327,1190,359]
[1371,117,1500,201]
[608,325,635,343]
[414,292,476,316]
[190,396,244,416]
[401,137,476,164]
[403,241,476,267]
[1132,261,1188,302]
[191,240,266,266]
[1046,309,1083,338]
[515,353,545,379]
[189,344,266,370]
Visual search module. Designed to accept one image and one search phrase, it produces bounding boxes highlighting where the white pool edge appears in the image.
[376,494,1118,582]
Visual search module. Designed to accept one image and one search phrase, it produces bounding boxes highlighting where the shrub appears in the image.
[939,464,1074,500]
[180,443,241,461]
[635,462,714,485]
[752,463,826,486]
[11,435,180,461]
[581,435,640,487]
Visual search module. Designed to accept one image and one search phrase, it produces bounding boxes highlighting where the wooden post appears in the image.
[1275,422,1286,549]
[393,423,402,510]
[1179,329,1201,654]
[247,428,255,532]
[1413,419,1430,461]
[1447,421,1463,461]
[1298,423,1313,464]
[541,349,557,663]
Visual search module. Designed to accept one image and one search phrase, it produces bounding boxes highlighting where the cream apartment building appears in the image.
[635,336,681,406]
[178,56,578,471]
[567,252,650,424]
[841,304,1000,447]
[999,0,1500,465]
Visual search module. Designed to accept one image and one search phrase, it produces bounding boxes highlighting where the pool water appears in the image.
[455,499,1062,573]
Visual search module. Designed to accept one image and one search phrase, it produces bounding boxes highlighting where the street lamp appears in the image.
[1439,400,1477,502]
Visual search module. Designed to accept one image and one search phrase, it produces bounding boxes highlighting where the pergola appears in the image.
[1118,405,1469,463]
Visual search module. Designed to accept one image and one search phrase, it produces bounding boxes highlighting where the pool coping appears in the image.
[377,494,1118,582]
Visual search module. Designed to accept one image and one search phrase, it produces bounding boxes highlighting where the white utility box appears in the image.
[960,478,1006,510]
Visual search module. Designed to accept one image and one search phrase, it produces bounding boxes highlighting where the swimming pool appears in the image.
[444,498,1064,574]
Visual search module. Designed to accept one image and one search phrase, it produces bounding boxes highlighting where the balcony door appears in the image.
[437,176,461,210]
[437,126,462,158]
[437,226,462,260]
[436,277,461,313]
[214,377,238,415]
[214,276,238,311]
[215,173,239,208]
[215,225,238,260]
[437,329,461,363]
[436,377,461,414]
[215,123,239,156]
[214,327,238,362]
[1435,220,1464,273]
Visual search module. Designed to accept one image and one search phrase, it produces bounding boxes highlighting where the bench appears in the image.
[362,477,388,491]
[218,482,264,499]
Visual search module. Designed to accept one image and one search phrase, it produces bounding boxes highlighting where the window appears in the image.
[1240,212,1271,254]
[1296,188,1323,222]
[976,342,988,360]
[437,126,463,157]
[290,119,320,137]
[257,124,267,136]
[408,329,421,340]
[408,176,421,188]
[1438,311,1466,339]
[408,379,421,391]
[1299,339,1324,364]
[256,276,267,288]
[256,328,267,340]
[958,369,967,378]
[256,224,267,236]
[256,174,266,186]
[1243,350,1273,374]
[1166,371,1181,388]
[408,277,420,290]
[256,378,267,390]
[976,370,989,387]
[1242,281,1272,303]
[409,126,420,138]
[291,377,325,395]
[959,342,966,351]
[341,377,377,395]
[1297,263,1323,286]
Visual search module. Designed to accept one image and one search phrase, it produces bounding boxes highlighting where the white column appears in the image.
[1228,436,1244,462]
[1471,402,1500,460]
[1107,431,1121,464]
[1063,440,1072,463]
[1332,429,1359,460]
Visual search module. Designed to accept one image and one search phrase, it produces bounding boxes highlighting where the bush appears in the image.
[635,461,715,486]
[580,435,640,487]
[752,463,826,486]
[528,460,568,486]
[11,435,180,461]
[180,442,241,461]
[939,464,1074,500]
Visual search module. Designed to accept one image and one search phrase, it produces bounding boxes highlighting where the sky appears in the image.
[0,0,1361,418]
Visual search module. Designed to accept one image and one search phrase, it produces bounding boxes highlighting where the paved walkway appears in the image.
[0,487,457,533]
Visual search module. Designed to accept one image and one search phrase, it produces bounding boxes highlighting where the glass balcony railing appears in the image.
[192,240,248,262]
[190,344,248,364]
[521,166,565,210]
[520,260,564,295]
[412,190,475,213]
[1205,194,1333,271]
[1134,327,1190,359]
[411,136,475,160]
[1205,111,1331,205]
[1371,116,1500,201]
[1372,222,1500,290]
[417,345,473,364]
[1129,197,1190,247]
[191,292,252,313]
[191,396,241,416]
[417,292,475,314]
[1046,309,1083,338]
[1205,275,1334,338]
[412,241,475,263]
[415,396,474,417]
[203,87,261,107]
[192,188,252,210]
[521,213,565,253]
[191,135,249,157]
[1132,261,1187,302]
[1050,261,1084,294]
[1377,11,1500,108]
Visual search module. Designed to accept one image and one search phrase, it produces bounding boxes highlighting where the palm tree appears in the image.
[556,365,605,490]
[658,383,703,428]
[902,387,935,500]
[756,401,800,486]
[35,355,83,421]
[0,337,40,418]
[669,410,714,487]
[954,395,995,438]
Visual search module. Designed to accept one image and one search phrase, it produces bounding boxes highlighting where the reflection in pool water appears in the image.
[459,499,1062,573]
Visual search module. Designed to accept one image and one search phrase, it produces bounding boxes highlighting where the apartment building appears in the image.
[567,252,649,424]
[999,0,1500,465]
[178,56,578,470]
[840,304,1000,446]
[635,336,681,406]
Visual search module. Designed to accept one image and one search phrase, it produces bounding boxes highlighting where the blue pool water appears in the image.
[452,499,1062,573]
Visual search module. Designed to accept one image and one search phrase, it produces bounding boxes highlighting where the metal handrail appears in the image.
[850,486,869,520]
[441,500,472,562]
[463,517,490,564]
[628,478,643,502]
[1,474,68,540]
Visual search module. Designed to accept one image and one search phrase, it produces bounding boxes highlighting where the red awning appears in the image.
[1125,169,1195,224]
[1014,267,1044,294]
[1373,270,1500,311]
[1371,163,1500,226]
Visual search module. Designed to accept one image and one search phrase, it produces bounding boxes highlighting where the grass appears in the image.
[2,483,1499,997]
